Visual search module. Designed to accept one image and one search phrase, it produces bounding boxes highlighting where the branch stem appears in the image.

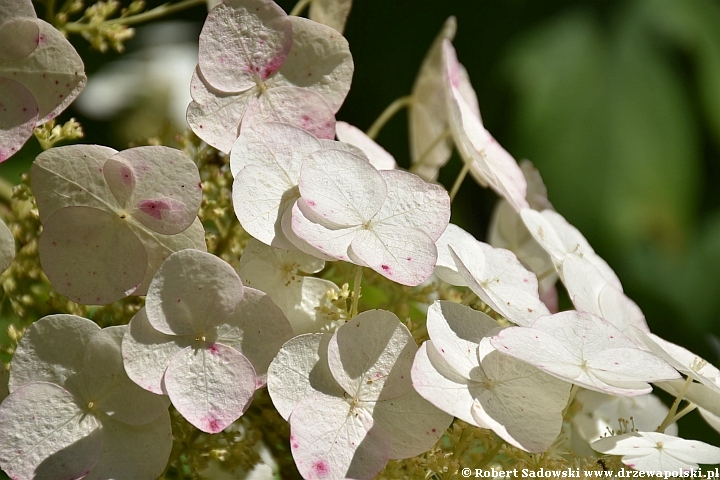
[63,0,205,32]
[449,157,473,203]
[366,96,413,139]
[350,266,363,317]
[289,0,313,16]
[657,376,693,433]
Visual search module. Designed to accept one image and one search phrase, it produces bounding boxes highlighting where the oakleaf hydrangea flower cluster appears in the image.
[1,0,720,478]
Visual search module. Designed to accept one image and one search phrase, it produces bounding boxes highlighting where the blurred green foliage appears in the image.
[2,0,719,456]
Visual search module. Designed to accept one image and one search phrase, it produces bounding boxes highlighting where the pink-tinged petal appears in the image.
[83,411,172,480]
[146,249,244,336]
[373,384,452,459]
[425,301,497,378]
[123,308,187,395]
[128,216,207,297]
[350,224,437,286]
[105,146,201,235]
[187,67,254,154]
[289,199,358,261]
[409,17,458,181]
[335,121,397,170]
[267,333,344,421]
[374,170,450,242]
[1,19,86,123]
[38,206,147,305]
[9,314,100,392]
[82,326,170,426]
[308,0,353,34]
[242,86,336,139]
[198,0,292,92]
[164,344,256,433]
[0,382,102,480]
[442,40,527,210]
[299,148,387,226]
[217,287,294,384]
[328,310,416,402]
[273,16,353,112]
[0,18,39,64]
[290,395,391,480]
[0,76,38,162]
[31,144,119,222]
[411,341,483,427]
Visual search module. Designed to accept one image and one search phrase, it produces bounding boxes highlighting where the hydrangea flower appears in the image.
[238,238,341,334]
[0,315,171,480]
[267,310,452,480]
[122,249,293,433]
[408,17,479,181]
[309,0,352,34]
[187,0,353,153]
[434,223,549,326]
[289,148,450,285]
[31,144,205,305]
[592,432,720,473]
[412,301,570,452]
[570,390,677,457]
[231,121,331,250]
[0,0,86,161]
[490,310,680,396]
[442,40,528,210]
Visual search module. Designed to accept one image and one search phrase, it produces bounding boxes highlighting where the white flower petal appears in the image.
[0,382,102,480]
[272,16,353,112]
[164,343,256,433]
[335,121,397,170]
[328,310,416,401]
[83,411,172,480]
[290,394,390,480]
[217,286,294,386]
[198,0,292,93]
[267,333,344,421]
[146,249,244,336]
[122,307,188,395]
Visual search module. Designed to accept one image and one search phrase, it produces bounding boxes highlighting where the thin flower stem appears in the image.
[289,0,313,16]
[671,403,697,424]
[410,128,452,172]
[46,0,57,23]
[656,376,693,433]
[366,96,413,139]
[449,158,472,203]
[350,266,363,317]
[63,0,206,32]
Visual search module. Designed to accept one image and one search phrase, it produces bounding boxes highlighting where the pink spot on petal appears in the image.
[312,460,329,477]
[381,264,391,271]
[120,166,133,185]
[209,344,219,355]
[307,200,316,207]
[206,417,222,433]
[262,56,285,80]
